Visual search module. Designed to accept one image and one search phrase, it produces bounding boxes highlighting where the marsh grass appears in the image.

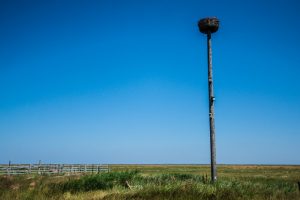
[49,171,139,193]
[0,165,300,200]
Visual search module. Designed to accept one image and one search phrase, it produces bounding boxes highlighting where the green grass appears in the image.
[0,165,299,200]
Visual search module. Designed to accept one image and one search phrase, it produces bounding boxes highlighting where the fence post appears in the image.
[29,164,31,174]
[38,160,41,175]
[7,160,11,176]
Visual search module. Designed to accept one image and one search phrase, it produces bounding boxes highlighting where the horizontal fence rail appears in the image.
[0,164,110,175]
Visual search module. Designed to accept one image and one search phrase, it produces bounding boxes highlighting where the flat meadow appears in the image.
[0,165,300,200]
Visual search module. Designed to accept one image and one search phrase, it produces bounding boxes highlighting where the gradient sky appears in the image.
[0,0,300,164]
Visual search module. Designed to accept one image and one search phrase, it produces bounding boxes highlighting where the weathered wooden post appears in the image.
[38,160,41,175]
[198,17,219,183]
[7,160,11,176]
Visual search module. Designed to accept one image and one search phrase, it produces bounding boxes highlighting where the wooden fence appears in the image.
[0,163,110,175]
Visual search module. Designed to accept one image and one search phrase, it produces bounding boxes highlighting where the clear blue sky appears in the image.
[0,0,299,164]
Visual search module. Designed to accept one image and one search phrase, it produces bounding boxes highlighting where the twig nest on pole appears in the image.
[198,17,219,34]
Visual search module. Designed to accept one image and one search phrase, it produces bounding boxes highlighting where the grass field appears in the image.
[0,165,300,200]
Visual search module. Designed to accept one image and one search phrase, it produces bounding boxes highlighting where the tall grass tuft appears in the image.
[49,170,139,193]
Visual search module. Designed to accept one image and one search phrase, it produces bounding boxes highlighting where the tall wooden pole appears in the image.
[207,32,217,182]
[198,17,219,183]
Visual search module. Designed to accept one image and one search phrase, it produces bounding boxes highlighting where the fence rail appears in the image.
[0,164,110,175]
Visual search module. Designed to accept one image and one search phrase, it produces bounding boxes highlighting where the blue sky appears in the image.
[0,0,299,164]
